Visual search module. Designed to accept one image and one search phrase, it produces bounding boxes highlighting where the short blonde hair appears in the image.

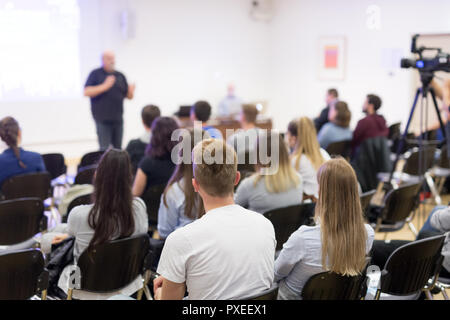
[192,139,237,197]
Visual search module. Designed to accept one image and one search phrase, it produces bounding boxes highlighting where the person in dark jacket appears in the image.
[125,105,161,175]
[314,88,339,132]
[352,94,389,154]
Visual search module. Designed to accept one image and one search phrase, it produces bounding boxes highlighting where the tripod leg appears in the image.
[430,88,447,141]
[389,89,422,183]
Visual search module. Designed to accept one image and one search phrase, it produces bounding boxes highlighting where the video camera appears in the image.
[400,34,450,73]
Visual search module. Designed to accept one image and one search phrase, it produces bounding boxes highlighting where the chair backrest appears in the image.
[0,198,45,245]
[264,203,315,251]
[379,235,446,296]
[241,283,279,300]
[0,249,49,300]
[141,184,167,226]
[381,182,422,224]
[78,151,104,171]
[437,145,450,169]
[388,123,401,141]
[74,165,97,185]
[42,153,67,180]
[302,270,369,300]
[76,234,150,293]
[66,193,93,216]
[1,172,51,201]
[326,140,352,159]
[403,146,436,176]
[360,190,376,220]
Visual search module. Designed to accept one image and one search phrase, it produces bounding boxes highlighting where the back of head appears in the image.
[292,117,325,170]
[146,117,179,158]
[192,101,212,122]
[316,158,367,276]
[255,131,300,193]
[328,88,339,99]
[192,139,237,197]
[141,105,161,129]
[0,116,26,169]
[367,94,382,111]
[242,104,258,124]
[333,101,351,128]
[88,149,134,252]
[164,128,206,219]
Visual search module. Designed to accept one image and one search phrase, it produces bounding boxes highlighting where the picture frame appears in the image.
[317,36,347,81]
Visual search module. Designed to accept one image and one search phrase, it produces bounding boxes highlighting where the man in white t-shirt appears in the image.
[154,139,276,300]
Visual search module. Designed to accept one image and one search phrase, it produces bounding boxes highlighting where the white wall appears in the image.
[1,0,272,158]
[268,0,450,132]
[2,0,450,158]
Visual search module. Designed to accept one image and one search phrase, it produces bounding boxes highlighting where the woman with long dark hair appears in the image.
[44,149,148,299]
[0,116,46,186]
[132,117,179,197]
[157,129,206,239]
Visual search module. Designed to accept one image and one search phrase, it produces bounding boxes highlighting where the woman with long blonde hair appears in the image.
[274,158,374,300]
[235,131,303,214]
[287,117,330,199]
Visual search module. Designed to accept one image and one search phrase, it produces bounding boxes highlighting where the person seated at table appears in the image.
[0,116,46,187]
[317,101,352,149]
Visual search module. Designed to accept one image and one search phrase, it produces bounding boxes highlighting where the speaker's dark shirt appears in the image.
[85,68,128,122]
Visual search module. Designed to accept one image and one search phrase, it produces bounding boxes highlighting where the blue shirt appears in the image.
[202,126,223,139]
[317,122,353,149]
[0,148,46,187]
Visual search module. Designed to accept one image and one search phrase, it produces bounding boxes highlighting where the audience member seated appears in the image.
[42,149,148,299]
[235,131,303,213]
[274,158,375,300]
[371,205,450,279]
[154,139,276,300]
[132,117,178,197]
[352,94,389,154]
[317,101,352,149]
[125,105,161,175]
[190,100,223,139]
[0,116,46,187]
[227,104,261,163]
[314,88,339,132]
[157,129,207,240]
[287,117,330,200]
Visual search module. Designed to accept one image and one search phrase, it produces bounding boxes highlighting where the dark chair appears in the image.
[360,190,376,220]
[67,234,151,300]
[264,203,315,251]
[370,182,422,238]
[77,151,104,172]
[141,184,167,228]
[375,235,446,300]
[0,198,46,247]
[0,249,49,300]
[326,140,352,160]
[302,271,369,300]
[62,193,93,223]
[74,165,97,185]
[0,172,52,201]
[241,283,279,300]
[434,276,450,300]
[430,145,450,196]
[42,153,67,180]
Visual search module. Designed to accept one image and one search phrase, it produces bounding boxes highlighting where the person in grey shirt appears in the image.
[274,158,375,299]
[235,131,303,214]
[41,149,148,299]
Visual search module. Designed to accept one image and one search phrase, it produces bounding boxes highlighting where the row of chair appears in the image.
[1,233,448,300]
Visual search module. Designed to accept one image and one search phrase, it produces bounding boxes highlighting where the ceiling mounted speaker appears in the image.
[249,0,275,22]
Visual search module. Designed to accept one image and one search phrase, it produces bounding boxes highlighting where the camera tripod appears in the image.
[387,71,448,204]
